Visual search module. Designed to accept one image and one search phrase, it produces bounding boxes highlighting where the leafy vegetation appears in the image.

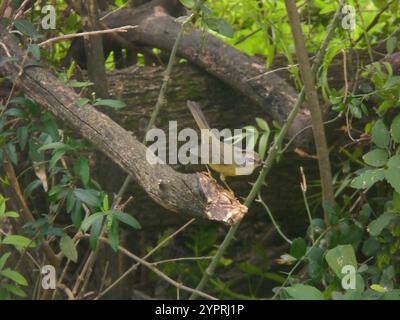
[0,0,399,300]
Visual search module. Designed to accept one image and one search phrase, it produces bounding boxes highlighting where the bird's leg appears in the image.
[205,164,212,175]
[203,165,216,182]
[220,173,233,193]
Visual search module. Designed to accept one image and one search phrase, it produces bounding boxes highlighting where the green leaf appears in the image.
[78,98,91,107]
[81,212,104,232]
[24,179,42,198]
[255,117,270,132]
[371,120,390,148]
[68,80,93,88]
[14,19,40,39]
[38,142,68,152]
[102,194,109,212]
[385,155,400,193]
[29,140,45,163]
[48,185,64,198]
[383,76,400,90]
[107,217,119,252]
[73,188,101,208]
[109,211,141,230]
[28,43,40,60]
[371,284,387,293]
[284,284,324,300]
[362,237,380,256]
[2,235,36,248]
[377,100,394,114]
[0,197,5,215]
[71,200,82,228]
[362,149,388,167]
[3,211,19,218]
[93,99,126,109]
[6,143,18,165]
[290,238,307,259]
[204,18,234,38]
[199,3,213,16]
[0,253,11,271]
[387,37,398,54]
[66,190,76,214]
[390,114,400,143]
[325,245,357,279]
[89,215,103,250]
[323,201,340,225]
[3,284,26,298]
[0,56,18,67]
[1,268,28,286]
[179,0,195,8]
[49,149,66,169]
[16,126,28,150]
[258,132,269,159]
[4,107,25,118]
[349,103,362,119]
[368,212,398,236]
[74,157,90,186]
[60,235,78,262]
[10,96,37,110]
[350,169,385,189]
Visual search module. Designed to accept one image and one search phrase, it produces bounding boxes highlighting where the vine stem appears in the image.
[256,194,292,244]
[189,3,343,299]
[285,0,335,221]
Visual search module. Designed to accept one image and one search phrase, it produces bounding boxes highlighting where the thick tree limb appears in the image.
[64,0,311,143]
[82,0,109,98]
[0,30,246,224]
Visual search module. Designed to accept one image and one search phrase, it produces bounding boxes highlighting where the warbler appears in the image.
[187,101,262,181]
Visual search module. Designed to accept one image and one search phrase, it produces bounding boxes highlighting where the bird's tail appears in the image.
[187,101,210,130]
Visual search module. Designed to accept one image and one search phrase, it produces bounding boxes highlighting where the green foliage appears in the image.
[0,196,29,299]
[0,88,141,272]
[1,0,400,301]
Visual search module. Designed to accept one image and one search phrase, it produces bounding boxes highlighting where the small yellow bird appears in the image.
[187,101,262,182]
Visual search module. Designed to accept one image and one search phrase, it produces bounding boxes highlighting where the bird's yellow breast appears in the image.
[208,163,255,177]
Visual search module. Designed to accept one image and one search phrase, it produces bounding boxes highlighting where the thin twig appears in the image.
[245,64,299,82]
[95,218,195,299]
[152,256,213,265]
[143,14,195,135]
[38,26,137,47]
[300,166,314,244]
[94,235,217,300]
[256,194,292,244]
